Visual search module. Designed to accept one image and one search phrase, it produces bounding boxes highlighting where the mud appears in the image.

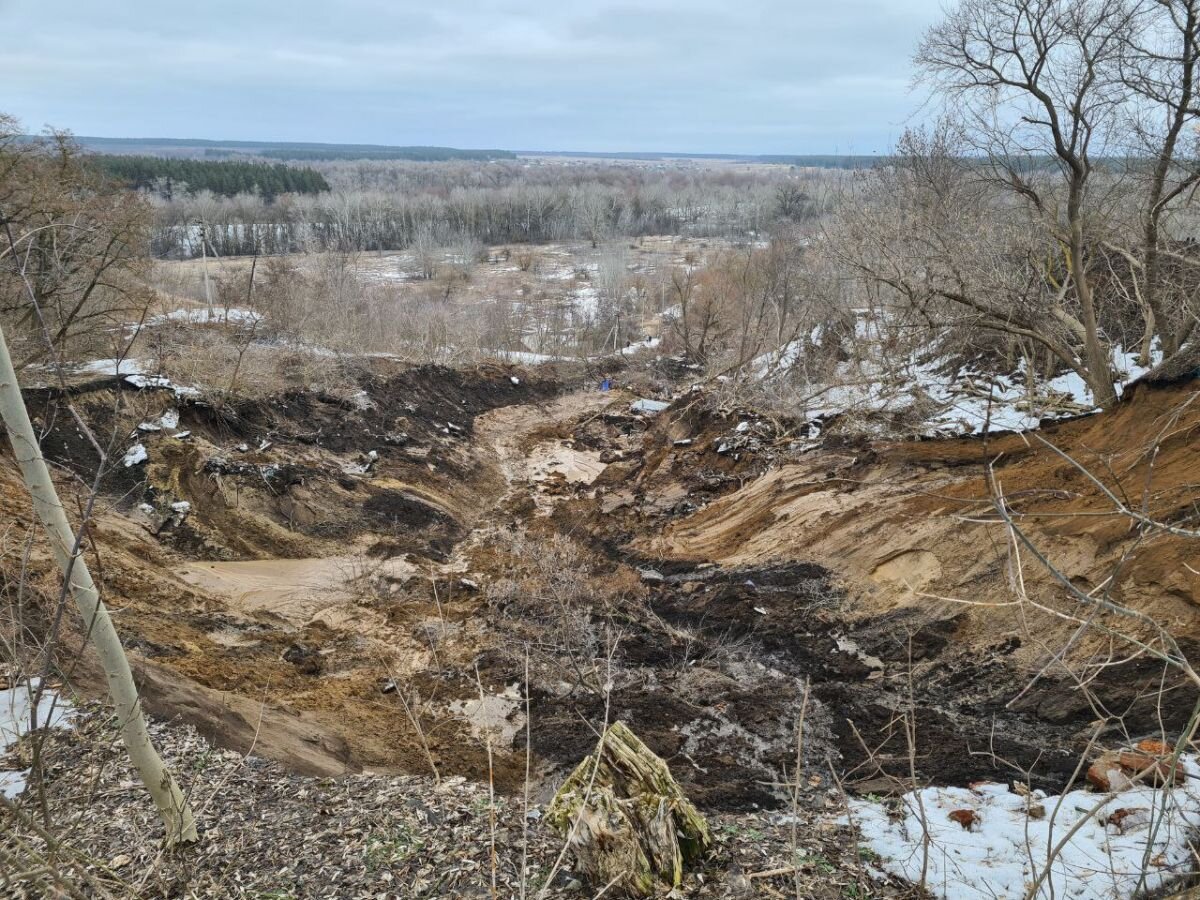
[178,556,416,625]
[5,360,1199,819]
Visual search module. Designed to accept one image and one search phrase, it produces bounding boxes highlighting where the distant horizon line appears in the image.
[44,133,886,162]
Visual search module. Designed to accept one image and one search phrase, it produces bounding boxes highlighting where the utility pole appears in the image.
[199,223,213,316]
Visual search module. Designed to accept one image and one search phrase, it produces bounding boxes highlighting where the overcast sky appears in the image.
[0,0,943,154]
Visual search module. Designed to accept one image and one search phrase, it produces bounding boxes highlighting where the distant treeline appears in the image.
[64,135,515,164]
[516,150,888,168]
[249,147,516,162]
[90,155,331,199]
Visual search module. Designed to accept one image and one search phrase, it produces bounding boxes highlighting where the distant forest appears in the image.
[66,135,516,163]
[90,155,330,199]
[249,147,516,162]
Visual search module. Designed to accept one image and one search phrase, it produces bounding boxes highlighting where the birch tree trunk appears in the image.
[0,322,198,846]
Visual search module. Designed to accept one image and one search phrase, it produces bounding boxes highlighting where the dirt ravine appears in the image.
[473,389,616,504]
[172,387,611,628]
[5,364,1198,816]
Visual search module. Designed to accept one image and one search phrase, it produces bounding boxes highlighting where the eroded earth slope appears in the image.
[5,360,1199,818]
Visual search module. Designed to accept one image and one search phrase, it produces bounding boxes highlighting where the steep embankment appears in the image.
[648,381,1200,651]
[627,381,1200,777]
[4,362,1198,817]
[2,362,581,778]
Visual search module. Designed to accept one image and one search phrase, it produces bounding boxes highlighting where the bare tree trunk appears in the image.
[1127,0,1199,360]
[200,224,213,316]
[1068,221,1118,408]
[0,323,198,846]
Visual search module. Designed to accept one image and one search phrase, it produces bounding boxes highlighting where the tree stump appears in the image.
[547,721,712,897]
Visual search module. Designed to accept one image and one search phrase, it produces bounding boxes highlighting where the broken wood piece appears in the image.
[547,721,712,897]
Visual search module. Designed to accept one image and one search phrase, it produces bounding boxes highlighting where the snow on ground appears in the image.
[1,681,74,798]
[631,398,670,414]
[752,333,1160,437]
[490,349,571,365]
[846,763,1200,899]
[77,358,152,377]
[569,285,600,316]
[752,340,805,376]
[73,358,202,399]
[146,307,262,327]
[621,337,661,356]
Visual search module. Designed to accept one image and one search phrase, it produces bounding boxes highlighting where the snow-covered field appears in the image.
[846,766,1200,899]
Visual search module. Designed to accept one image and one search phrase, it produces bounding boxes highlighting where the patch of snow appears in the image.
[147,307,262,327]
[160,409,179,430]
[125,374,201,399]
[751,338,1163,438]
[631,398,670,415]
[620,337,661,356]
[77,358,201,399]
[77,358,150,377]
[490,349,569,365]
[1,681,74,798]
[348,390,375,411]
[569,285,600,316]
[123,444,147,467]
[751,341,804,377]
[847,760,1200,900]
[835,636,885,671]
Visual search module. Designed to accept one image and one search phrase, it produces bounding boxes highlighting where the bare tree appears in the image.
[829,127,1117,399]
[411,221,440,280]
[1119,0,1200,357]
[0,114,198,846]
[916,0,1139,407]
[0,117,155,367]
[595,242,630,348]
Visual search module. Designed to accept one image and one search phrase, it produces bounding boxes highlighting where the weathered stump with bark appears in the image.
[547,721,712,897]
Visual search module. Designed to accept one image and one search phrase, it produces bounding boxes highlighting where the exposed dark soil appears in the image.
[5,359,1199,826]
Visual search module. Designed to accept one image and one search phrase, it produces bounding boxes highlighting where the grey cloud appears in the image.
[0,0,943,152]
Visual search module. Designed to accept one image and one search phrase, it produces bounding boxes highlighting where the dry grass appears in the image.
[149,237,726,362]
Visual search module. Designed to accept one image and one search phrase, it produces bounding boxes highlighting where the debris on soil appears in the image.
[547,722,712,897]
[0,705,895,899]
[1086,746,1181,791]
[122,443,147,466]
[947,808,977,830]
